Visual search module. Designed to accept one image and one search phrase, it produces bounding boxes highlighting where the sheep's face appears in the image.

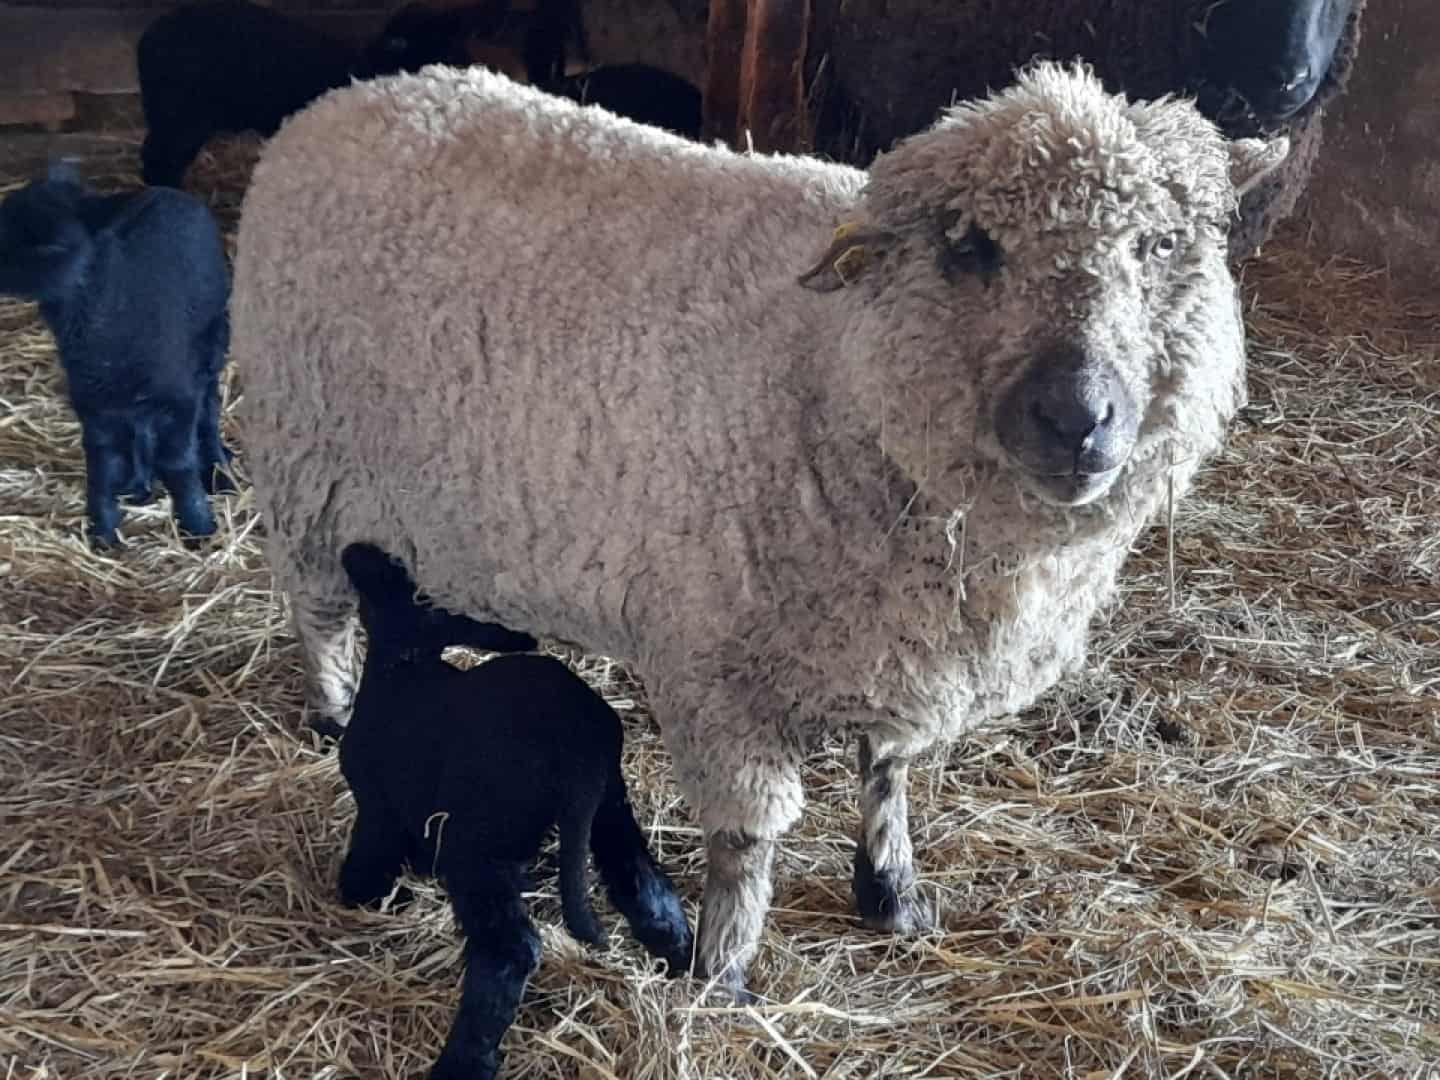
[0,169,89,302]
[801,63,1288,510]
[1197,0,1357,130]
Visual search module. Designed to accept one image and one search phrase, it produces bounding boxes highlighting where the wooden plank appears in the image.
[0,92,77,131]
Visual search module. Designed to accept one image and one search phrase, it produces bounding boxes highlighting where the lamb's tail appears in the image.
[340,542,537,663]
[590,768,694,975]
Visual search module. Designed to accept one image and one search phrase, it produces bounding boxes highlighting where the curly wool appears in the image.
[808,0,1366,260]
[233,63,1251,845]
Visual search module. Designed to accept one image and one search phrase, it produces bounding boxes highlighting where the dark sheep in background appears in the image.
[136,0,505,188]
[0,162,233,549]
[337,542,694,1080]
[547,63,703,139]
[809,0,1367,259]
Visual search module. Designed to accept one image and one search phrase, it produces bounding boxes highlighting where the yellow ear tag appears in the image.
[832,244,869,285]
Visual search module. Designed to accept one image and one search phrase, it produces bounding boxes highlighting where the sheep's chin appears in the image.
[1017,467,1123,508]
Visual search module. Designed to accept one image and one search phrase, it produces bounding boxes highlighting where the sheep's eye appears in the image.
[1141,232,1179,261]
[942,223,1003,282]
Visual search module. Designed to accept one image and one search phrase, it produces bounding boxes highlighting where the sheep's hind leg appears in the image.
[853,736,934,934]
[430,863,540,1080]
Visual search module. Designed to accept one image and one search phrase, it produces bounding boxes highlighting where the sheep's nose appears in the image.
[998,343,1140,478]
[1030,384,1116,458]
[1257,63,1318,116]
[1276,63,1313,93]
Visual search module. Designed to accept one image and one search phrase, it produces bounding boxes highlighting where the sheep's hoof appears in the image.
[695,955,755,1004]
[853,847,935,935]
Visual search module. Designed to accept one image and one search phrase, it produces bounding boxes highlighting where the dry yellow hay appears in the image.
[1,135,1437,1080]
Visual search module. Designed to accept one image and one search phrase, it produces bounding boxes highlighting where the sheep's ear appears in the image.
[797,221,894,292]
[1227,135,1290,198]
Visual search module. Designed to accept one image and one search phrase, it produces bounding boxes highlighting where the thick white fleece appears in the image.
[233,63,1250,841]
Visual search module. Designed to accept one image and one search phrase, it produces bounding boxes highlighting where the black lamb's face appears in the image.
[1200,0,1356,128]
[360,0,511,78]
[0,175,88,302]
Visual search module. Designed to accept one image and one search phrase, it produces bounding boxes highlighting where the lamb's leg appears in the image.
[122,420,157,505]
[853,735,933,933]
[153,398,215,542]
[430,865,540,1080]
[556,792,604,946]
[80,421,131,549]
[338,803,412,909]
[591,771,693,974]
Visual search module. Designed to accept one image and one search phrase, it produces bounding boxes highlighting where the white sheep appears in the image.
[231,61,1288,995]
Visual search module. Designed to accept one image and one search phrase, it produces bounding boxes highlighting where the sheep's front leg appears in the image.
[853,736,932,933]
[293,592,359,737]
[662,677,803,996]
[696,828,775,1000]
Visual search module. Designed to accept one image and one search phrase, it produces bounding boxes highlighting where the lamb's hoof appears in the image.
[123,487,157,506]
[565,915,606,949]
[87,528,123,552]
[429,1049,499,1080]
[853,848,935,935]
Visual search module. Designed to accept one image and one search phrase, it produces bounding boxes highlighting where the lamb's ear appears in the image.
[797,221,894,293]
[1227,135,1290,198]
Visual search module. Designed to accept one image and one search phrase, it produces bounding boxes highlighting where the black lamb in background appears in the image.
[136,0,506,188]
[336,542,694,1080]
[0,162,234,549]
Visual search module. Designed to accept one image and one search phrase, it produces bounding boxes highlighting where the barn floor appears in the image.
[1,131,1438,1080]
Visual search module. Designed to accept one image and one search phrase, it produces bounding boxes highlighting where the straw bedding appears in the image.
[2,133,1437,1079]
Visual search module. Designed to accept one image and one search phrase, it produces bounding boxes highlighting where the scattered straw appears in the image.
[1,134,1436,1079]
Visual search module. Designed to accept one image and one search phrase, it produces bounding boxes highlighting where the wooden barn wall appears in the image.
[1293,0,1438,290]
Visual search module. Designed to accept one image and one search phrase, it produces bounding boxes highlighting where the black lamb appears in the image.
[337,542,694,1080]
[137,0,505,188]
[547,63,703,140]
[0,162,234,549]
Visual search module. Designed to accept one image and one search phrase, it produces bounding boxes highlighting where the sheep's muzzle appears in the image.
[994,344,1141,508]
